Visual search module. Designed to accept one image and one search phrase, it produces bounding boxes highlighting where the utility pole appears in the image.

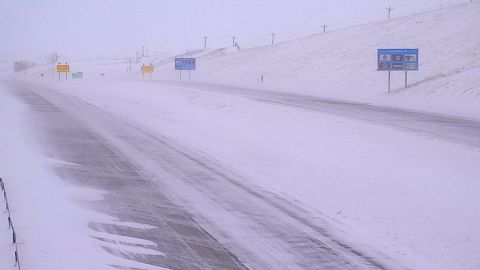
[203,36,208,49]
[271,32,276,45]
[232,36,236,47]
[386,6,393,20]
[142,46,145,57]
[322,24,328,33]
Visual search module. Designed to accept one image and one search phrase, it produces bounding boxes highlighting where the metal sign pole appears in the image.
[180,70,182,80]
[189,70,191,80]
[404,70,408,88]
[388,70,391,93]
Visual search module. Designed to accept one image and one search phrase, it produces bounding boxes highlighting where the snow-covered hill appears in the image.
[8,2,480,118]
[153,2,480,117]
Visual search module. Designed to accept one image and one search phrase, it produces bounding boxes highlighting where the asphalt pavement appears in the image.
[7,82,393,270]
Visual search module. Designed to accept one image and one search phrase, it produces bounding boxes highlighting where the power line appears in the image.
[203,36,208,49]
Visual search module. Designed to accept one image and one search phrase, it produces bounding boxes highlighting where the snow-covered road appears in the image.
[154,80,480,149]
[7,82,393,269]
[3,79,480,270]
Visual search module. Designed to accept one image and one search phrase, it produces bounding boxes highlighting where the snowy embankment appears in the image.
[40,79,480,270]
[14,3,480,118]
[151,2,480,119]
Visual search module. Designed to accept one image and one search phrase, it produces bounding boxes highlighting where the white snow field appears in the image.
[150,2,480,119]
[1,2,480,270]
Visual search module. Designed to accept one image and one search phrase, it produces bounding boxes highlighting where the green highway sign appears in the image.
[72,72,83,79]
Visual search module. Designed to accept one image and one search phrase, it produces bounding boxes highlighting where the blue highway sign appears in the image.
[175,58,196,70]
[378,49,418,71]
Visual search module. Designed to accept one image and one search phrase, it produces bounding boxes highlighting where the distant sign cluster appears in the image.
[378,49,418,71]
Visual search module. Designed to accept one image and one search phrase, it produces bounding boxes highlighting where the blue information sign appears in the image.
[378,49,418,71]
[175,58,196,70]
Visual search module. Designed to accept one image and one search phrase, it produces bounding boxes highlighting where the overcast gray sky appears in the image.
[0,0,467,59]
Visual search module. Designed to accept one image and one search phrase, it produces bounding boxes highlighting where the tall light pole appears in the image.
[271,32,276,45]
[322,24,328,33]
[232,36,236,47]
[386,6,393,20]
[203,36,208,49]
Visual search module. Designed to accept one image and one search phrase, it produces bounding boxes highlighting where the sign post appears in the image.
[175,58,196,80]
[56,63,70,81]
[378,49,418,93]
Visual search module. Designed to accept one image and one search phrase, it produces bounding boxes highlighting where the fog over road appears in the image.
[7,82,393,270]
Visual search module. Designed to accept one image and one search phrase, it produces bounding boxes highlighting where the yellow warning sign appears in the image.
[57,64,70,73]
[141,65,154,73]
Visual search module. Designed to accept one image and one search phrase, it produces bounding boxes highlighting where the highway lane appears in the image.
[10,84,247,270]
[155,80,480,149]
[6,82,397,270]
